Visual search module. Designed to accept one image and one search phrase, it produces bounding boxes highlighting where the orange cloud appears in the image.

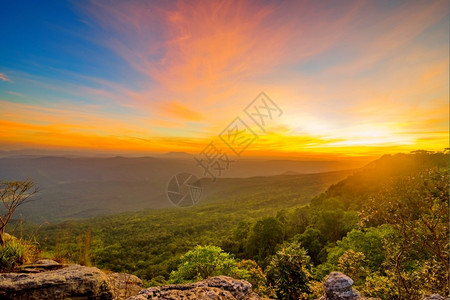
[159,101,205,121]
[80,0,360,109]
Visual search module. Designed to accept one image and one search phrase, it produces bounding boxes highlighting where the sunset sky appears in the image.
[0,0,448,158]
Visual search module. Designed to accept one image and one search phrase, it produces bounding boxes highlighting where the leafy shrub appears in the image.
[361,272,397,299]
[337,249,367,285]
[325,225,396,272]
[169,245,244,283]
[236,259,275,297]
[307,280,324,300]
[143,275,166,288]
[414,258,449,297]
[267,241,312,300]
[169,245,273,297]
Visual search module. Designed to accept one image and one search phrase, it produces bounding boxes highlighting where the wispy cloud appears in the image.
[326,0,449,75]
[7,91,24,97]
[0,73,11,82]
[80,1,360,106]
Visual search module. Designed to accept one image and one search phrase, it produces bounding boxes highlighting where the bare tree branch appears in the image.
[0,178,38,245]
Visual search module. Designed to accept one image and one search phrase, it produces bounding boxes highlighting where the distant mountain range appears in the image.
[0,155,366,222]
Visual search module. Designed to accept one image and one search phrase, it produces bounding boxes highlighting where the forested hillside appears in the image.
[15,151,449,299]
[16,170,350,276]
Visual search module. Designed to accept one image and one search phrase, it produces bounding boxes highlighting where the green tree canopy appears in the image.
[267,241,313,300]
[245,217,284,265]
[169,245,241,283]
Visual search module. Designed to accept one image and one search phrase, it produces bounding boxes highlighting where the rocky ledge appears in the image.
[0,259,142,300]
[1,261,448,300]
[127,276,261,300]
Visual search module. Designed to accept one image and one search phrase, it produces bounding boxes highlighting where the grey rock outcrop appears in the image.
[319,272,361,300]
[127,276,260,300]
[318,271,448,300]
[0,260,114,299]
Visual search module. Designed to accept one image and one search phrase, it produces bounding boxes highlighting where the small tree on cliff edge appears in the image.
[0,179,38,245]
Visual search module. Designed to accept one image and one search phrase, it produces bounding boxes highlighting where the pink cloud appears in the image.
[0,73,11,82]
[80,1,361,103]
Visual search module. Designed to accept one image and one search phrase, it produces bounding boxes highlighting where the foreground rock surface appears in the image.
[127,276,260,300]
[2,261,446,300]
[0,260,114,299]
[2,261,256,300]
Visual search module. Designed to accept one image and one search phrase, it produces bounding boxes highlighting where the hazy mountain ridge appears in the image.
[0,156,362,222]
[311,151,449,210]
